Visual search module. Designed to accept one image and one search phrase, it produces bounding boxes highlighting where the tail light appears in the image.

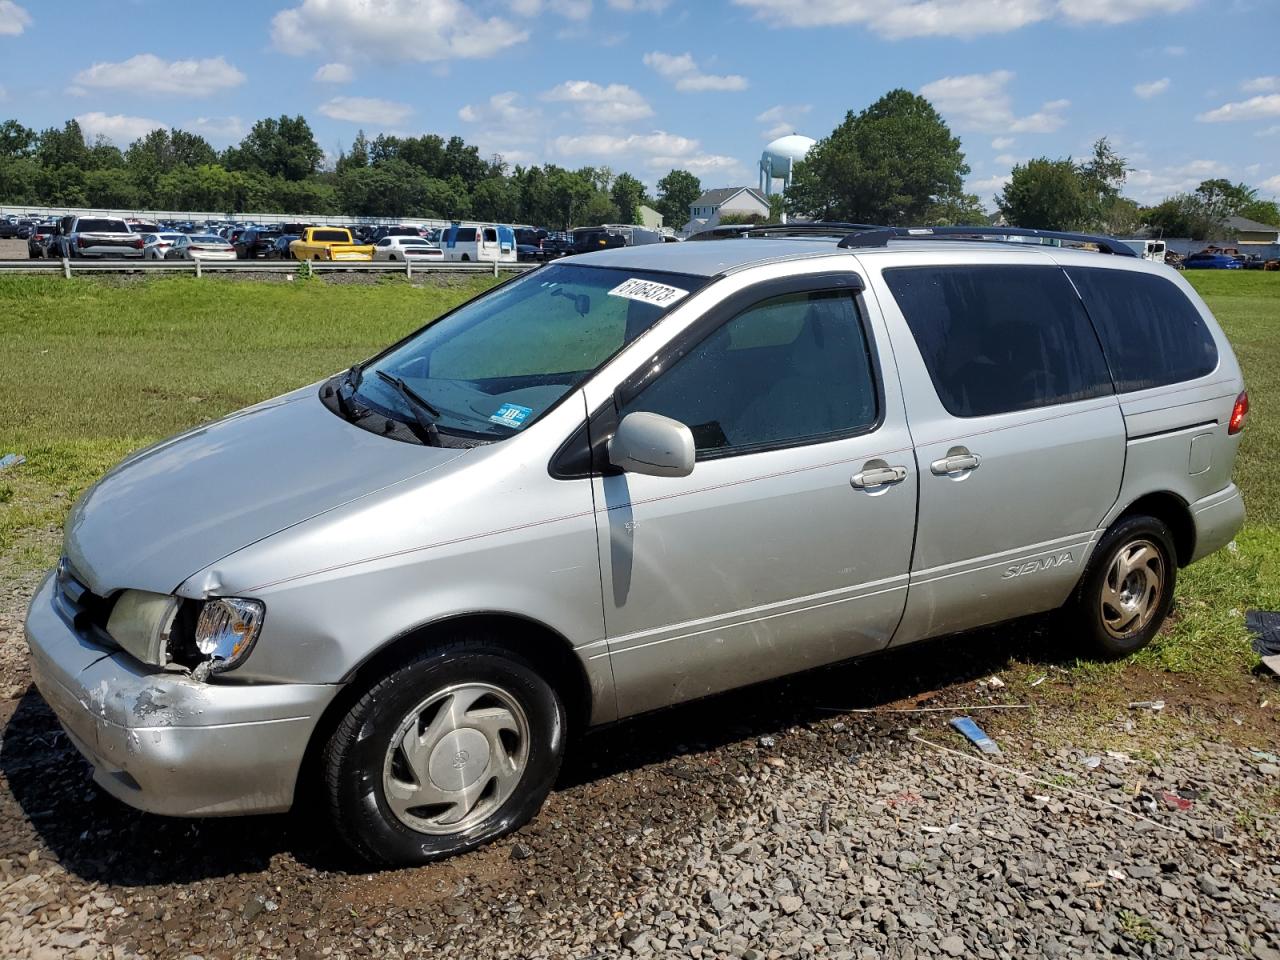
[76,236,85,248]
[133,238,143,249]
[1228,390,1249,435]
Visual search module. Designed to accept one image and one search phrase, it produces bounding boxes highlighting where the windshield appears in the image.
[313,229,350,242]
[79,219,129,233]
[350,263,708,442]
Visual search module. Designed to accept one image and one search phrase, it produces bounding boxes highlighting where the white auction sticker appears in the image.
[607,278,689,308]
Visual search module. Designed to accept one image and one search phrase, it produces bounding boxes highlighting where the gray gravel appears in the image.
[1,572,1278,957]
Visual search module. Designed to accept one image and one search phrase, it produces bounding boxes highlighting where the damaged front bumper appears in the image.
[23,573,340,817]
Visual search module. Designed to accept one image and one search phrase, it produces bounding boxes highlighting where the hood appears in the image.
[65,388,466,595]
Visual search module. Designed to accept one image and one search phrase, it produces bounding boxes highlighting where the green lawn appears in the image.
[0,270,1277,680]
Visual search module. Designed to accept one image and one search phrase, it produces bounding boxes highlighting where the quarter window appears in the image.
[1065,267,1218,392]
[621,290,879,456]
[884,265,1113,418]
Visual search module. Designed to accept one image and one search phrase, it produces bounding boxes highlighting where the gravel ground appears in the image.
[1,575,1278,958]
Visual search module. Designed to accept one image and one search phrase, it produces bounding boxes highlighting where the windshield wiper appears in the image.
[375,369,442,446]
[332,362,365,419]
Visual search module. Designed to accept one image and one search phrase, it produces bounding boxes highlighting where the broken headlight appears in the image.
[192,598,265,675]
[105,590,180,665]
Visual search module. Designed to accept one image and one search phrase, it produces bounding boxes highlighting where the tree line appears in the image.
[2,96,1275,238]
[0,115,703,229]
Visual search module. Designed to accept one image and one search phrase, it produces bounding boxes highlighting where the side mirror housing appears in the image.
[608,412,695,478]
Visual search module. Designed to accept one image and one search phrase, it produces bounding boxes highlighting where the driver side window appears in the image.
[621,289,879,457]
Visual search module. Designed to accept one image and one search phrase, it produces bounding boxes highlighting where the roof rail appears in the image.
[687,221,881,242]
[858,225,1138,257]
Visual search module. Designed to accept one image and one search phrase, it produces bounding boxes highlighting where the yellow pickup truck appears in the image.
[288,227,374,262]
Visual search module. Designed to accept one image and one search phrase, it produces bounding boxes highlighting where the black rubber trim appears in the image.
[1127,419,1218,442]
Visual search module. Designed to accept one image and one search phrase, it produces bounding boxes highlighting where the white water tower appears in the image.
[759,134,816,197]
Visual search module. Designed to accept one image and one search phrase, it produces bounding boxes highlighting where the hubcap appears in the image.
[1100,539,1164,639]
[381,682,530,835]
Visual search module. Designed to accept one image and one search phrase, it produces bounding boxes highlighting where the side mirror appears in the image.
[608,412,695,478]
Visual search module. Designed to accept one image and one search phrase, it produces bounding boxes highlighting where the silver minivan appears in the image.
[25,226,1247,864]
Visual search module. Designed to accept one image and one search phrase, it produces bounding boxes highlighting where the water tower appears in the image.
[759,134,816,197]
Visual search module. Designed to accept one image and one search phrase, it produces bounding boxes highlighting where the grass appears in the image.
[0,270,1277,686]
[0,274,499,570]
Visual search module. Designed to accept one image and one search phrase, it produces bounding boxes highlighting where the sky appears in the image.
[1,0,1278,209]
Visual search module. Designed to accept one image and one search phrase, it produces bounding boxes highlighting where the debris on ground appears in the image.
[982,675,1006,689]
[1245,609,1280,656]
[758,735,776,748]
[1030,675,1048,687]
[1161,791,1195,811]
[1129,699,1166,712]
[1082,755,1102,769]
[949,716,1001,754]
[0,453,24,471]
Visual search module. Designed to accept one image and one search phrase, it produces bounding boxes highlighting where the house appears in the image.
[682,187,770,237]
[637,204,663,231]
[1225,214,1280,245]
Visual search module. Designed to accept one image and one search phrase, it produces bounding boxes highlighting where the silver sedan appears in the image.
[164,235,237,261]
[372,236,444,262]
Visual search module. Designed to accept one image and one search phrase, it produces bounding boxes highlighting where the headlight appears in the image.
[105,591,180,666]
[191,598,265,675]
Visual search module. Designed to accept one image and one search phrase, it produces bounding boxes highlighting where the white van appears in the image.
[441,224,517,263]
[1120,239,1167,264]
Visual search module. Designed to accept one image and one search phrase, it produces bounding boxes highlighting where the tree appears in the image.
[471,176,522,223]
[36,120,90,170]
[610,172,648,225]
[0,120,36,160]
[1237,198,1280,227]
[997,158,1090,230]
[1143,194,1214,239]
[926,193,989,226]
[225,115,323,181]
[655,169,701,228]
[787,89,968,224]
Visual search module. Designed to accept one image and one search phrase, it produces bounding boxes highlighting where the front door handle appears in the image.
[930,450,981,476]
[851,464,908,489]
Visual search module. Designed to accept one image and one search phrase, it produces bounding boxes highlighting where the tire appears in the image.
[322,637,566,866]
[1066,514,1177,659]
[461,254,470,262]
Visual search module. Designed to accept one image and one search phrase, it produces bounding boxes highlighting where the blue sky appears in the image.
[2,0,1278,208]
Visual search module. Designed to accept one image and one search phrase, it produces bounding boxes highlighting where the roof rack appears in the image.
[860,225,1137,257]
[687,221,881,242]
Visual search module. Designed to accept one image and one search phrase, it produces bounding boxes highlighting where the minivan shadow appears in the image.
[2,614,1073,884]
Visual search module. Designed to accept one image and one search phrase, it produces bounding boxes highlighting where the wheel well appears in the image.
[295,613,592,809]
[1116,492,1195,566]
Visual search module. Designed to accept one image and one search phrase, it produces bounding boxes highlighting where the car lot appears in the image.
[0,270,1277,958]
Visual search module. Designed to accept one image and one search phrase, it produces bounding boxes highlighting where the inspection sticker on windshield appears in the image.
[608,278,689,308]
[489,403,533,429]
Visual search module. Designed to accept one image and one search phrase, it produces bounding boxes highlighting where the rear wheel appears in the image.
[323,638,566,866]
[1067,514,1176,658]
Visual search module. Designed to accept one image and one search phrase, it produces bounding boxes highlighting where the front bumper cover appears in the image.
[24,573,340,817]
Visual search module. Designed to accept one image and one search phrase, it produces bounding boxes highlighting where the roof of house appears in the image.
[690,187,767,209]
[1226,214,1280,233]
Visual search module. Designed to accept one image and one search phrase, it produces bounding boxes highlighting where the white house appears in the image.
[683,187,770,237]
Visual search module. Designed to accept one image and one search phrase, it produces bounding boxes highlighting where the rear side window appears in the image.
[78,219,129,233]
[312,229,349,242]
[1065,268,1218,392]
[884,265,1112,418]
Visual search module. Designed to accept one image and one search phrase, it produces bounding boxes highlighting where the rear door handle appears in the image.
[850,465,908,489]
[930,452,981,475]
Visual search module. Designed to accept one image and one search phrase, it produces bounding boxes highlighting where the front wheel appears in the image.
[323,639,566,866]
[1067,515,1176,659]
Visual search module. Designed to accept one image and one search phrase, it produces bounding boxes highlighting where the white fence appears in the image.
[0,258,535,279]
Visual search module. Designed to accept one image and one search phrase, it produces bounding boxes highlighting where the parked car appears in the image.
[540,231,574,259]
[1182,252,1243,270]
[441,224,517,262]
[515,227,549,262]
[25,227,1246,867]
[26,222,59,259]
[142,233,186,260]
[370,226,424,243]
[50,216,144,258]
[290,227,374,262]
[0,218,25,239]
[266,235,299,259]
[570,226,627,254]
[164,234,236,261]
[234,228,283,259]
[372,236,444,262]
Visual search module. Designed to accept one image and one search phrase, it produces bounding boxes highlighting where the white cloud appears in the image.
[542,80,653,123]
[1197,94,1280,123]
[730,0,1187,38]
[0,1,30,36]
[552,129,746,178]
[643,51,747,92]
[1261,174,1280,195]
[1133,77,1169,99]
[1242,76,1280,94]
[1163,45,1186,56]
[756,103,812,139]
[72,53,245,97]
[991,136,1015,149]
[187,116,245,142]
[550,0,593,18]
[459,91,530,126]
[920,71,1068,133]
[607,0,670,9]
[318,96,412,126]
[969,173,1012,196]
[272,0,528,62]
[1124,159,1230,204]
[1258,125,1280,138]
[75,112,166,145]
[313,62,353,83]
